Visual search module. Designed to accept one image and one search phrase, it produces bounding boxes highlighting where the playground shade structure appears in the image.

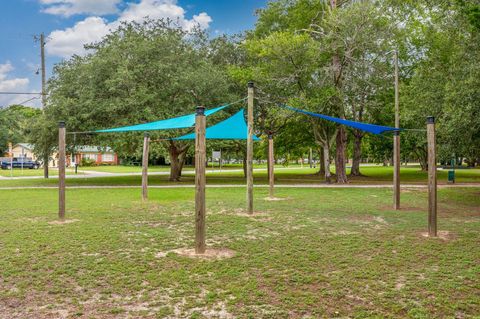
[96,104,229,133]
[173,109,260,141]
[283,105,401,135]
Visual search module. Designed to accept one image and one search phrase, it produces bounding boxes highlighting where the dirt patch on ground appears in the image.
[380,205,424,212]
[233,209,269,217]
[156,247,236,260]
[420,230,457,241]
[331,230,359,236]
[438,206,480,218]
[48,219,80,225]
[263,196,289,201]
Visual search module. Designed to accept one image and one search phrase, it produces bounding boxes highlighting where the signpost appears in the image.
[212,150,222,171]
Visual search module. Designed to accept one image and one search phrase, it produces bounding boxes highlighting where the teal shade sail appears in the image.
[96,104,228,133]
[173,109,260,140]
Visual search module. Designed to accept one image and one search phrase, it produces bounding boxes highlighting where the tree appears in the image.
[242,0,395,182]
[400,0,480,168]
[0,105,41,155]
[34,20,238,180]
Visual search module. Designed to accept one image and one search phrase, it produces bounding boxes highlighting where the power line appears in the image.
[0,92,42,95]
[17,96,40,106]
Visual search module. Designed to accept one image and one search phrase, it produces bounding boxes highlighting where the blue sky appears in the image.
[0,0,267,107]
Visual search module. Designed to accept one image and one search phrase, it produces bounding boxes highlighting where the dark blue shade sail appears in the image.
[283,105,400,135]
[173,109,260,140]
[96,104,229,133]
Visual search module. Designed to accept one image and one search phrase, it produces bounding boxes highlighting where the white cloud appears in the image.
[46,16,111,57]
[40,0,121,17]
[45,0,212,58]
[119,0,185,23]
[0,62,32,108]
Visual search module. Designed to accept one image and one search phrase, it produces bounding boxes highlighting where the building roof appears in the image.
[12,144,114,153]
[75,146,114,153]
[13,143,34,150]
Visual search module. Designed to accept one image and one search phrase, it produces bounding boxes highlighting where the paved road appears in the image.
[0,167,291,180]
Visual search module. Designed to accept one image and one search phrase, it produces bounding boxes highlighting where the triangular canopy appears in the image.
[284,105,400,135]
[173,109,260,140]
[96,104,228,133]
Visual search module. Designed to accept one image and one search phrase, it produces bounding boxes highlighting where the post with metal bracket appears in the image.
[427,116,437,237]
[247,81,254,214]
[58,121,66,220]
[268,134,275,199]
[142,132,150,201]
[393,50,401,210]
[195,106,206,254]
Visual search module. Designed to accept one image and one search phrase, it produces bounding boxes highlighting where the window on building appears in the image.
[102,153,114,162]
[82,153,97,161]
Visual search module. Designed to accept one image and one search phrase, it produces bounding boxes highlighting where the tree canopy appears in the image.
[5,0,478,180]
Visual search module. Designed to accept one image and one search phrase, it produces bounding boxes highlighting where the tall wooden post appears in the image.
[58,121,66,220]
[268,134,274,198]
[393,50,401,210]
[247,81,254,214]
[141,132,150,201]
[195,106,206,254]
[427,116,437,237]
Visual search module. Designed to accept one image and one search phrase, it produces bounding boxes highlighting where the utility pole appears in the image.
[40,33,49,179]
[393,50,400,210]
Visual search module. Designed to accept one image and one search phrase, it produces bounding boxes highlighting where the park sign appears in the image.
[212,151,221,161]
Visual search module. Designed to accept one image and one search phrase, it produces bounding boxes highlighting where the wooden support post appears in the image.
[141,132,150,201]
[58,121,66,220]
[268,134,274,198]
[195,106,206,254]
[247,81,254,214]
[427,116,437,237]
[393,131,400,209]
[393,50,401,210]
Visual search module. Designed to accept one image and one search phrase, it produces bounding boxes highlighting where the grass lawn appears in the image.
[77,163,274,173]
[0,168,80,177]
[0,165,478,188]
[0,187,478,318]
[78,165,172,173]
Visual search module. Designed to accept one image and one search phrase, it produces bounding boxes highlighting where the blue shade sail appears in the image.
[283,105,401,135]
[173,109,260,140]
[96,104,229,133]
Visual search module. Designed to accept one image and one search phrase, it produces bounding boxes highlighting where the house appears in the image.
[72,146,119,166]
[5,143,119,167]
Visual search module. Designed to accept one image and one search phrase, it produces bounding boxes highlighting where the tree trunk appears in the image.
[466,158,476,168]
[318,147,326,176]
[242,153,247,178]
[168,141,189,181]
[335,126,348,183]
[350,131,363,176]
[416,149,428,171]
[324,145,332,184]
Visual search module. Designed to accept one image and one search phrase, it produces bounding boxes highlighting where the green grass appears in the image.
[77,163,274,173]
[0,168,80,177]
[0,165,479,188]
[0,187,478,318]
[78,165,172,173]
